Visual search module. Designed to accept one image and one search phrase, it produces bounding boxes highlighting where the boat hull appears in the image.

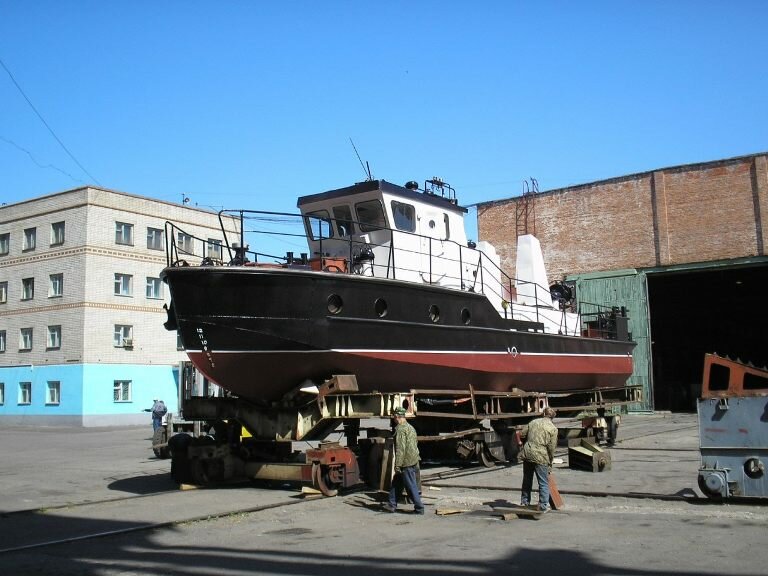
[163,266,635,403]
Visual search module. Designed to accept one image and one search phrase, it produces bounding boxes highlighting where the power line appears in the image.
[0,57,102,186]
[0,135,85,184]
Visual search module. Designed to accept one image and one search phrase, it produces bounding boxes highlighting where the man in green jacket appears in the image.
[386,407,424,514]
[520,407,558,512]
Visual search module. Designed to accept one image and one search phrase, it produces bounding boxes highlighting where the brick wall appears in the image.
[477,153,768,280]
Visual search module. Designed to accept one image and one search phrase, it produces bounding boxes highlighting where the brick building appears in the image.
[0,187,239,426]
[477,153,768,411]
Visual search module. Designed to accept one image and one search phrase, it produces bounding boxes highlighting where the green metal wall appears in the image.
[569,270,653,412]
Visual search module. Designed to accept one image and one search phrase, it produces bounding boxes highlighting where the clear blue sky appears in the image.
[2,1,767,240]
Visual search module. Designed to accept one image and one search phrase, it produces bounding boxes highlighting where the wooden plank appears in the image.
[548,471,564,510]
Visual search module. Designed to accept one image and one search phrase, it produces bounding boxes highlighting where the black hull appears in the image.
[162,266,635,403]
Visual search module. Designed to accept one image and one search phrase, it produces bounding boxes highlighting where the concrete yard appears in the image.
[1,413,766,575]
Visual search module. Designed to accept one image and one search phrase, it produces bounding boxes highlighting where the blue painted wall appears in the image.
[0,363,178,426]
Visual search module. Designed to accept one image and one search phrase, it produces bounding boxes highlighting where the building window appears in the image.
[146,277,163,299]
[0,281,7,304]
[207,238,222,260]
[47,325,62,349]
[115,222,134,245]
[19,382,32,404]
[46,381,61,405]
[23,227,36,251]
[114,273,133,296]
[50,221,65,246]
[114,380,131,402]
[21,277,34,300]
[49,273,64,298]
[0,232,9,256]
[19,328,33,350]
[114,324,133,347]
[147,227,164,251]
[177,232,194,254]
[0,383,4,405]
[0,330,6,352]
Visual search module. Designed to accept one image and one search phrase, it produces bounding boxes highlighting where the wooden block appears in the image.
[548,472,564,510]
[436,508,470,516]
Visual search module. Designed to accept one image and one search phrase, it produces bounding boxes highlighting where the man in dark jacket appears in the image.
[520,407,558,512]
[146,399,167,430]
[386,407,424,514]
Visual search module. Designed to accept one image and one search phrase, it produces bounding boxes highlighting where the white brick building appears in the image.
[0,186,239,426]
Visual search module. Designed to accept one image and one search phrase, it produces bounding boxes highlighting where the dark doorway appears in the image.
[647,263,768,412]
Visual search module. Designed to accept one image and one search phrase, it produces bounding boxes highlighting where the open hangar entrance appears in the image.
[646,261,768,412]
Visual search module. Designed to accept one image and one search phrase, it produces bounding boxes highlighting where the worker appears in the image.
[386,407,424,514]
[520,407,558,512]
[145,398,167,431]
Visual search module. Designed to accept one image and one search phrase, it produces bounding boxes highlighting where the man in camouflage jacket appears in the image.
[387,407,424,514]
[520,407,558,512]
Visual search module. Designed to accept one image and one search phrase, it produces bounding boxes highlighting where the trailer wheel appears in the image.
[152,427,170,459]
[479,444,496,468]
[313,464,339,497]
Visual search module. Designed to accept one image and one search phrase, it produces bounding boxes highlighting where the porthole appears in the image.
[461,308,471,325]
[327,294,343,315]
[375,298,388,318]
[429,304,440,323]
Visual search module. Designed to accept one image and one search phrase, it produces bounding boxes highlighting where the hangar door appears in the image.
[571,271,651,412]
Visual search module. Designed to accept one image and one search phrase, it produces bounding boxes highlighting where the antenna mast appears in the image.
[349,138,373,181]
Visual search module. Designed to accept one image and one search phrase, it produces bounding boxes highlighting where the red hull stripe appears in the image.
[186,349,632,376]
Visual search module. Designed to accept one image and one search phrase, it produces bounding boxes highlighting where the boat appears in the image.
[161,178,635,405]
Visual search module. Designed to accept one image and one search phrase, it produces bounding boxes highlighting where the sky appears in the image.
[2,1,767,243]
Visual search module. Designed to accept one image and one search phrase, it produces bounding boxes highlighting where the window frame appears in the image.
[304,210,334,241]
[391,200,416,232]
[46,381,61,405]
[114,273,133,297]
[332,205,356,236]
[146,277,163,299]
[0,330,6,353]
[114,324,133,347]
[23,227,36,251]
[21,277,34,300]
[47,325,62,350]
[207,238,222,260]
[176,232,194,255]
[0,382,4,405]
[147,227,164,251]
[113,380,132,402]
[0,232,9,256]
[115,222,134,246]
[49,273,64,298]
[355,200,387,232]
[0,281,7,304]
[19,381,32,405]
[19,327,33,351]
[50,221,65,246]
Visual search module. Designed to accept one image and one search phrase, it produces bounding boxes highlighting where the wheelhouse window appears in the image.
[19,382,32,405]
[21,277,34,300]
[19,328,33,351]
[115,222,134,245]
[0,330,6,352]
[305,210,334,240]
[113,380,131,402]
[50,221,65,246]
[146,277,163,299]
[0,232,9,255]
[147,227,164,250]
[355,200,386,232]
[391,201,416,232]
[332,205,355,237]
[207,238,222,260]
[46,381,61,405]
[0,281,7,304]
[177,232,194,254]
[114,273,133,296]
[114,324,133,347]
[23,227,36,251]
[49,273,63,298]
[47,325,61,349]
[444,213,451,240]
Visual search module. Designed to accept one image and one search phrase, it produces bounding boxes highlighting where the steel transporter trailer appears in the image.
[154,362,641,496]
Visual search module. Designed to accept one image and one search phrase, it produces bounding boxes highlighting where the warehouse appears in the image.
[477,153,768,411]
